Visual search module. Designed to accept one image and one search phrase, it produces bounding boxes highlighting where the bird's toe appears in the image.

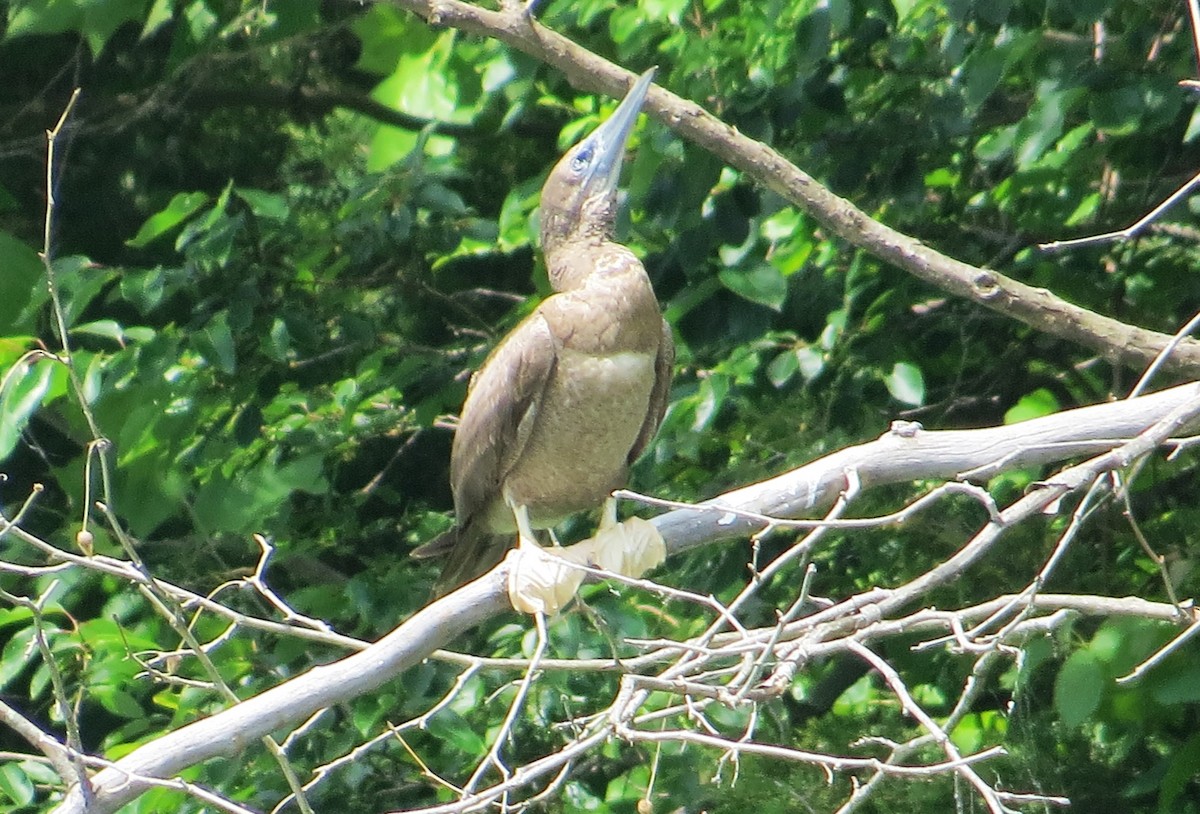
[505,539,584,616]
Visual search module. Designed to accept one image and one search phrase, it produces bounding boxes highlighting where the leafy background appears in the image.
[2,0,1200,811]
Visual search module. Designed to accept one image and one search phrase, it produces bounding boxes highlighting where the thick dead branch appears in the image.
[656,381,1200,551]
[48,380,1200,814]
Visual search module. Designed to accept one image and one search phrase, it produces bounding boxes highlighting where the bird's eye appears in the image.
[571,148,591,172]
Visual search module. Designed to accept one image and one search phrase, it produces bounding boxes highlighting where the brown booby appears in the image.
[413,68,673,607]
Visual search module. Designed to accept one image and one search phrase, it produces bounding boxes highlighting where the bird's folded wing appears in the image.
[627,317,675,465]
[449,310,559,529]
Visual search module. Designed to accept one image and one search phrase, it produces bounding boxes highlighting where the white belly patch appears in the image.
[500,348,657,526]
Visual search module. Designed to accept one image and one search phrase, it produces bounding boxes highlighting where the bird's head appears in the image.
[539,68,655,263]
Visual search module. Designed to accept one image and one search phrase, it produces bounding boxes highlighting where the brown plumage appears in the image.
[413,69,673,591]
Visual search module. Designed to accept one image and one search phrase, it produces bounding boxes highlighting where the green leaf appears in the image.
[767,349,799,387]
[368,126,421,172]
[30,660,54,703]
[274,454,329,494]
[1064,191,1101,227]
[266,0,320,39]
[119,267,168,313]
[640,0,688,23]
[608,4,641,45]
[1185,105,1200,144]
[72,319,125,343]
[1086,622,1126,664]
[127,192,211,248]
[234,188,290,222]
[196,312,236,374]
[265,317,292,361]
[183,0,219,45]
[718,263,788,311]
[367,30,462,168]
[54,256,114,328]
[0,607,34,631]
[961,44,1008,113]
[0,762,35,806]
[351,4,436,75]
[950,711,987,754]
[1015,633,1055,699]
[497,179,540,251]
[0,626,37,692]
[7,0,79,41]
[1089,87,1143,137]
[95,686,145,719]
[1014,87,1082,169]
[426,710,487,755]
[691,373,728,432]
[416,182,468,215]
[8,0,147,54]
[884,361,925,406]
[0,355,58,461]
[890,0,920,21]
[1054,650,1105,728]
[192,454,328,535]
[1004,387,1060,424]
[19,759,60,788]
[141,0,173,38]
[0,231,47,333]
[796,346,825,381]
[975,125,1016,163]
[1151,661,1200,705]
[79,350,104,404]
[1160,733,1200,810]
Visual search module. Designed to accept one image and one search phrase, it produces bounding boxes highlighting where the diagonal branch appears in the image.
[382,0,1200,375]
[654,380,1200,550]
[49,379,1200,814]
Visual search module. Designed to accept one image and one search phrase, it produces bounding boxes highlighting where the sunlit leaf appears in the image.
[7,0,146,54]
[127,192,211,248]
[0,356,57,461]
[1005,387,1060,424]
[884,361,925,406]
[718,264,787,311]
[234,188,290,222]
[72,319,125,343]
[0,762,35,806]
[767,348,798,387]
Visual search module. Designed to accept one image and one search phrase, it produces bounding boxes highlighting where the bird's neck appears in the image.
[541,222,609,260]
[544,237,645,294]
[539,241,660,356]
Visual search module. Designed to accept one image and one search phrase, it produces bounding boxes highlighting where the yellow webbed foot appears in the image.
[504,500,584,616]
[565,517,665,579]
[505,536,585,616]
[504,500,665,616]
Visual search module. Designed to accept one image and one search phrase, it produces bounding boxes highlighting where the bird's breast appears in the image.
[491,347,657,531]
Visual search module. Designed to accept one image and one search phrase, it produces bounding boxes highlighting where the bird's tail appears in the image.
[412,526,511,596]
[410,528,458,560]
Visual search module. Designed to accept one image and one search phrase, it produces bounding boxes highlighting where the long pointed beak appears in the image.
[578,67,656,199]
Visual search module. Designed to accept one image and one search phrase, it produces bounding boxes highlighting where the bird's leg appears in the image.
[569,499,666,580]
[512,500,540,550]
[505,499,584,616]
[598,496,619,532]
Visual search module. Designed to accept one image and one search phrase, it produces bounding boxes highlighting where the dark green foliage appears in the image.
[2,0,1200,811]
